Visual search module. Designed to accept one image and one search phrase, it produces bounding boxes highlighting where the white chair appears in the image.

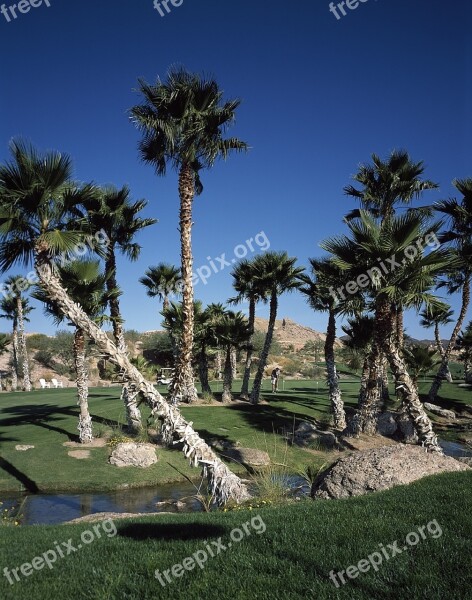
[39,378,51,389]
[51,379,63,388]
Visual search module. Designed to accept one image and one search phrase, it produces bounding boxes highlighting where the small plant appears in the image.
[295,462,327,489]
[0,502,22,527]
[201,391,215,404]
[107,435,134,450]
[167,463,216,512]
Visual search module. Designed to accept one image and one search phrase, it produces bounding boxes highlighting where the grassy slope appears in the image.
[0,471,471,600]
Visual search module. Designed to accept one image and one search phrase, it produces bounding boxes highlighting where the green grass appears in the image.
[0,383,333,493]
[0,470,470,599]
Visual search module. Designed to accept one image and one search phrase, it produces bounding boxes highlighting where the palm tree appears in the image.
[344,149,438,222]
[322,210,453,452]
[84,185,156,432]
[0,140,250,504]
[230,258,268,399]
[0,296,32,391]
[130,67,248,403]
[33,260,117,443]
[403,345,440,386]
[140,263,182,312]
[419,302,454,382]
[428,179,472,401]
[249,252,303,405]
[299,258,347,430]
[456,321,472,382]
[0,333,10,391]
[5,275,32,391]
[214,310,250,403]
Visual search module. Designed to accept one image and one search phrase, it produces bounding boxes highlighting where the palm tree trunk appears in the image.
[10,325,18,391]
[434,323,453,383]
[170,163,198,403]
[222,346,233,403]
[34,245,250,505]
[105,249,143,432]
[16,297,31,391]
[215,348,222,379]
[381,354,390,402]
[230,348,237,380]
[348,345,382,435]
[396,306,404,351]
[429,275,470,401]
[325,308,345,430]
[74,327,93,443]
[250,291,277,404]
[198,344,212,395]
[240,297,255,399]
[376,296,441,453]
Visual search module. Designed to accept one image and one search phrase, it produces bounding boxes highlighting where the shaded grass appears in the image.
[0,471,470,599]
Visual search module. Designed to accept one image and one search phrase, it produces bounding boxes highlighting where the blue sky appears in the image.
[0,0,470,339]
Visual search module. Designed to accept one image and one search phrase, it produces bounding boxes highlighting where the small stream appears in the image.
[1,441,470,526]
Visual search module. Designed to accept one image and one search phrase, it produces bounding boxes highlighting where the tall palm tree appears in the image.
[0,296,32,391]
[0,333,10,391]
[428,179,472,401]
[322,210,453,452]
[130,67,248,403]
[214,310,250,403]
[140,263,182,312]
[403,345,440,387]
[0,140,250,505]
[229,258,268,399]
[249,252,303,405]
[5,275,32,391]
[84,185,156,432]
[344,149,438,222]
[419,302,454,382]
[299,258,347,430]
[33,260,117,443]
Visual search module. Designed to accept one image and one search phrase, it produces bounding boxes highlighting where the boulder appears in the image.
[424,403,456,420]
[294,421,337,449]
[109,442,158,468]
[221,447,270,467]
[377,412,398,436]
[457,457,472,467]
[397,414,419,444]
[312,444,470,500]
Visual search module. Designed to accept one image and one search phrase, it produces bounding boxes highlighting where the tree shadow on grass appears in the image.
[117,522,227,542]
[0,456,39,493]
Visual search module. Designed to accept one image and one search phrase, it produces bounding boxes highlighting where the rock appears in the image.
[312,444,470,500]
[294,421,336,449]
[397,414,419,444]
[424,403,456,419]
[376,412,398,436]
[68,450,90,459]
[456,457,472,467]
[221,447,270,467]
[15,445,34,451]
[109,443,158,468]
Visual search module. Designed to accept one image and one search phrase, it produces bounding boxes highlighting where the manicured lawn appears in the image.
[0,470,470,599]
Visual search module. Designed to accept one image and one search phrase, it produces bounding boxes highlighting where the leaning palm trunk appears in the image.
[74,327,93,443]
[10,326,18,391]
[16,298,31,391]
[240,298,255,399]
[429,275,470,401]
[222,347,233,403]
[376,297,442,453]
[325,309,345,429]
[34,244,250,504]
[348,345,382,436]
[250,292,277,404]
[106,251,143,433]
[433,324,453,383]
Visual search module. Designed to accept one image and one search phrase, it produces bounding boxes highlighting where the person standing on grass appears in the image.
[271,367,281,392]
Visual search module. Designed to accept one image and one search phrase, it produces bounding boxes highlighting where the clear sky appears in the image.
[0,0,470,339]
